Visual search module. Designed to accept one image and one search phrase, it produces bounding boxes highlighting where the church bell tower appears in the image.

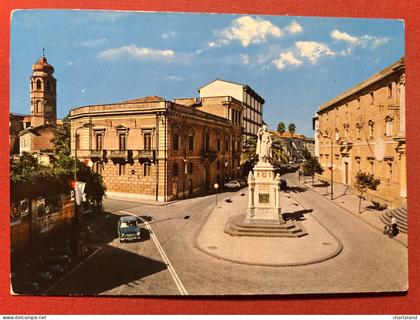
[30,50,57,126]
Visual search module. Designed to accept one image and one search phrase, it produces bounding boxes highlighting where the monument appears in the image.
[224,125,307,237]
[245,125,283,224]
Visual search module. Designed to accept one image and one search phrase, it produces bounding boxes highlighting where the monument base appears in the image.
[245,162,283,225]
[225,214,308,238]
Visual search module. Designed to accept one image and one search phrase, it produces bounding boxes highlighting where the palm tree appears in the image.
[241,135,288,170]
[277,122,286,135]
[288,123,296,134]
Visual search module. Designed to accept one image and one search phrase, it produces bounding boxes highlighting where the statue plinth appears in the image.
[245,162,283,225]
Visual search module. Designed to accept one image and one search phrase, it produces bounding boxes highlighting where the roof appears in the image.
[18,124,56,137]
[122,96,165,103]
[318,57,404,113]
[198,79,265,104]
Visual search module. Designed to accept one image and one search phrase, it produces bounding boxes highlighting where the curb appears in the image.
[194,191,343,267]
[301,179,408,248]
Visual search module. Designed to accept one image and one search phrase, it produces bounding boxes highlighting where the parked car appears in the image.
[235,179,247,187]
[224,180,241,189]
[118,216,141,243]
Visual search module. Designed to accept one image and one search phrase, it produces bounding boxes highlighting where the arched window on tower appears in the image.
[36,100,41,113]
[36,79,41,90]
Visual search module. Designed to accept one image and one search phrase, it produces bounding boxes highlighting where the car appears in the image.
[118,216,141,243]
[235,179,247,187]
[224,180,241,189]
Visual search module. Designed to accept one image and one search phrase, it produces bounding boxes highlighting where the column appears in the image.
[399,73,406,135]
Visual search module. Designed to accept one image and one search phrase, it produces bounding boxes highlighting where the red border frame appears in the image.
[1,0,419,315]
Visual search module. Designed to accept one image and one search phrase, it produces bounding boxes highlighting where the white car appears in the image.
[235,179,247,187]
[224,180,241,189]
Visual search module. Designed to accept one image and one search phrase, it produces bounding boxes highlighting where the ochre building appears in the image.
[69,96,243,202]
[315,58,406,208]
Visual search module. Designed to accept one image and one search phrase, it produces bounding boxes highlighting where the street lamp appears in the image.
[323,133,334,200]
[213,182,219,206]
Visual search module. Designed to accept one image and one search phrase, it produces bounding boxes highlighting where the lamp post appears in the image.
[323,134,334,200]
[214,182,219,206]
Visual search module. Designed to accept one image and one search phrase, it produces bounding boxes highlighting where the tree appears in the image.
[288,123,296,134]
[241,135,288,170]
[277,122,286,135]
[353,171,381,213]
[51,116,106,206]
[302,156,324,185]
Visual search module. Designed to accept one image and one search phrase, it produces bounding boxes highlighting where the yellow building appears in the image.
[315,58,406,208]
[69,95,243,202]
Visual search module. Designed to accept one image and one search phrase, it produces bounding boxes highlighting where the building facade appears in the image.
[274,131,314,162]
[198,79,265,143]
[315,58,406,208]
[69,96,243,202]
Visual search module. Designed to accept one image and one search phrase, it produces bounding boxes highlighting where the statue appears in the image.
[256,125,272,164]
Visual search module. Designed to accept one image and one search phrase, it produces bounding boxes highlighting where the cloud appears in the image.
[330,29,389,49]
[163,75,183,81]
[209,15,283,47]
[272,51,302,69]
[240,54,250,65]
[82,37,108,47]
[295,41,335,63]
[98,44,175,61]
[285,21,303,34]
[330,30,358,45]
[161,31,177,40]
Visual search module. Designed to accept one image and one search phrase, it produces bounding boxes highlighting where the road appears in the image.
[48,173,407,295]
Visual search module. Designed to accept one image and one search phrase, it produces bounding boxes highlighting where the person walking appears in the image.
[390,215,399,237]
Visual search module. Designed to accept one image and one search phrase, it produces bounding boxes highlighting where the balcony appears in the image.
[109,150,129,159]
[134,150,156,163]
[89,150,105,159]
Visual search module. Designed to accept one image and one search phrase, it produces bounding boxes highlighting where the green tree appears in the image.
[51,116,106,205]
[353,171,381,213]
[241,135,288,169]
[302,156,324,185]
[277,122,286,135]
[288,123,296,134]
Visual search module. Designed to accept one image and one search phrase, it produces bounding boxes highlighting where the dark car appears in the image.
[118,216,141,243]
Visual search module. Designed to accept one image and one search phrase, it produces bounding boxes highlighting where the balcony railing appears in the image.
[134,150,156,162]
[90,150,104,158]
[109,150,129,158]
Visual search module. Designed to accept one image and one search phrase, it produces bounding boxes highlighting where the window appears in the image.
[118,163,126,176]
[387,162,393,184]
[173,133,179,151]
[144,133,152,150]
[119,134,127,150]
[95,162,103,174]
[225,139,229,152]
[356,123,362,140]
[46,80,50,92]
[388,83,393,98]
[188,162,193,174]
[368,120,374,139]
[173,162,178,176]
[385,116,394,137]
[205,132,210,151]
[335,129,339,141]
[217,137,221,151]
[188,132,194,151]
[96,133,103,151]
[369,92,374,105]
[143,163,151,176]
[36,79,41,90]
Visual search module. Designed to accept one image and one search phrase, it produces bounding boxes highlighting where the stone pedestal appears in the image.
[245,162,283,225]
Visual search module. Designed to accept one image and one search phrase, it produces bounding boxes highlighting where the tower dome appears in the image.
[32,54,54,74]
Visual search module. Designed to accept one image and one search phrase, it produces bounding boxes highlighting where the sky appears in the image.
[10,10,404,137]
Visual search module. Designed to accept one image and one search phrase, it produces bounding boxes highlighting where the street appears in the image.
[47,173,407,296]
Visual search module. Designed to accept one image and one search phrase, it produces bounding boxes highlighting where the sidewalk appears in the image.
[195,189,343,266]
[298,175,408,248]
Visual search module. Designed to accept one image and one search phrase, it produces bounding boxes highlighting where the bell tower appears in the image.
[30,49,57,126]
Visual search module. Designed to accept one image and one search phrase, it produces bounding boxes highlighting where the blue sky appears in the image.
[10,10,404,136]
